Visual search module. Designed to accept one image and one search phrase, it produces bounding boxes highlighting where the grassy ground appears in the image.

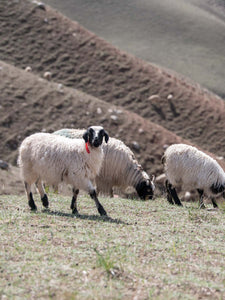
[1,193,225,299]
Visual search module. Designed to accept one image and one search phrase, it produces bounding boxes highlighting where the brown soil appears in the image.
[0,0,225,195]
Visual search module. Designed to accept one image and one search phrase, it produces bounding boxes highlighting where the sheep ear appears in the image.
[83,130,89,143]
[104,131,109,143]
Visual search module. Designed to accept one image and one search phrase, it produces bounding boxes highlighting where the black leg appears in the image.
[90,190,107,216]
[35,179,49,208]
[211,198,218,208]
[25,181,37,210]
[41,194,49,208]
[170,187,183,206]
[165,180,174,205]
[197,189,205,209]
[28,192,37,210]
[71,189,79,214]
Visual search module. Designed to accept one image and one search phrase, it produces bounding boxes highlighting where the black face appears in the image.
[210,183,225,195]
[83,127,109,148]
[136,180,154,200]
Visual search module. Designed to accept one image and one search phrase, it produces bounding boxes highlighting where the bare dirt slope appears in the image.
[0,60,186,169]
[1,0,225,159]
[43,0,225,98]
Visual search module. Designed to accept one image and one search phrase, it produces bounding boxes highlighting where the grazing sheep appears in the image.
[53,128,155,200]
[18,126,109,216]
[162,144,225,208]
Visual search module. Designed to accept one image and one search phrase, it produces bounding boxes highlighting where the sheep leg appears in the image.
[24,181,37,210]
[71,188,79,214]
[211,198,218,208]
[170,187,183,206]
[35,179,49,208]
[165,180,174,204]
[90,190,107,216]
[197,189,205,209]
[166,180,182,206]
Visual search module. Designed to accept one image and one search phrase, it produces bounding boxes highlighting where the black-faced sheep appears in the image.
[17,126,109,216]
[162,144,225,208]
[53,128,155,200]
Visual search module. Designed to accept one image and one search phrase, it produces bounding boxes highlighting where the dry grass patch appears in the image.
[1,194,225,299]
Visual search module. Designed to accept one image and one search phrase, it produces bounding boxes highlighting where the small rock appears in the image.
[184,191,191,201]
[25,66,32,72]
[115,109,122,114]
[110,115,118,121]
[57,83,64,93]
[138,128,144,134]
[97,107,102,114]
[131,141,140,152]
[43,71,52,80]
[148,94,160,103]
[32,1,46,10]
[167,94,173,100]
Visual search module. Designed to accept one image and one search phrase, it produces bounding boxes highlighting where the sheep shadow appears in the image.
[42,209,129,225]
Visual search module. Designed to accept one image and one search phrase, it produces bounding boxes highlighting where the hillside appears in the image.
[1,0,225,159]
[43,0,225,98]
[0,60,186,172]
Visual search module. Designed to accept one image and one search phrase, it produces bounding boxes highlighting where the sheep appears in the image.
[17,126,109,216]
[53,128,155,200]
[162,143,225,208]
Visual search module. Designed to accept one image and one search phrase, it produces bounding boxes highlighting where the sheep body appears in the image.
[162,144,225,207]
[18,126,108,215]
[53,128,155,200]
[18,133,103,189]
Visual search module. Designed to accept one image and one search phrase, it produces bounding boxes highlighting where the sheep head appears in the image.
[83,126,109,148]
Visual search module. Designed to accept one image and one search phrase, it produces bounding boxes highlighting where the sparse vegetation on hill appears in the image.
[1,194,225,299]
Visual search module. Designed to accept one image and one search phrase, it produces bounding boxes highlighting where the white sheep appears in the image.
[162,144,225,208]
[17,126,109,216]
[53,128,155,200]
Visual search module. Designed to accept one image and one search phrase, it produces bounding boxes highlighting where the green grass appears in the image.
[1,193,225,299]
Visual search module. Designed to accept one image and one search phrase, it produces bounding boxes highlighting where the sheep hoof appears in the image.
[29,202,37,211]
[199,204,206,209]
[98,205,107,216]
[29,195,37,210]
[72,208,79,215]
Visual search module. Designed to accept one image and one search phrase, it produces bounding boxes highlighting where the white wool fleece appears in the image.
[164,144,225,197]
[54,129,153,196]
[18,133,104,192]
